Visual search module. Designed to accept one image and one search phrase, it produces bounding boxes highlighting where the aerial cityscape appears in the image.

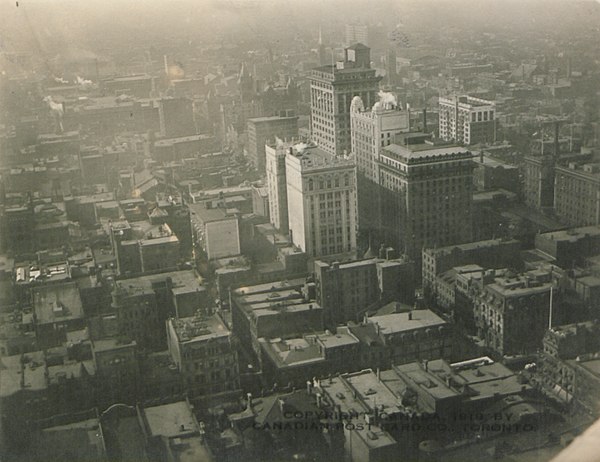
[0,0,599,460]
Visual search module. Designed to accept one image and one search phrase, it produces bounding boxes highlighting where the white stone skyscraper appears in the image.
[284,142,358,259]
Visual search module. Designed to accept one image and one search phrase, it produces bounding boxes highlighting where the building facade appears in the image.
[314,255,414,326]
[166,314,240,398]
[378,143,475,261]
[285,143,358,258]
[265,139,293,233]
[309,44,381,156]
[350,94,410,241]
[247,116,299,172]
[554,162,600,226]
[344,24,369,47]
[438,95,496,145]
[474,272,552,355]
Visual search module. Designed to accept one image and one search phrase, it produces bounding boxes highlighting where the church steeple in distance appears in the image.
[318,26,327,66]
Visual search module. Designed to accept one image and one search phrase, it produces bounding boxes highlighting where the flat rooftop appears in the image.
[189,203,235,223]
[154,134,213,146]
[139,235,179,246]
[248,115,298,123]
[368,310,447,335]
[324,372,398,449]
[233,278,306,296]
[32,282,84,324]
[487,278,551,298]
[425,238,519,257]
[288,143,355,170]
[382,143,470,161]
[170,314,230,343]
[0,351,47,397]
[539,226,600,243]
[261,337,323,367]
[143,401,197,438]
[92,338,136,353]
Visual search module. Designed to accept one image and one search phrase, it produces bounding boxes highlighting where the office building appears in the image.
[472,152,520,193]
[438,95,496,145]
[285,142,358,258]
[266,145,290,227]
[110,220,180,276]
[257,308,452,389]
[379,142,475,261]
[523,154,556,210]
[166,314,240,398]
[265,138,295,233]
[554,162,600,226]
[158,97,196,138]
[32,282,86,349]
[473,270,553,355]
[0,201,34,256]
[422,238,522,296]
[189,203,241,260]
[310,44,381,156]
[230,278,325,361]
[247,115,299,172]
[112,279,163,350]
[344,23,369,47]
[314,253,414,326]
[350,93,410,240]
[534,226,600,268]
[92,338,139,405]
[541,321,600,408]
[251,184,269,217]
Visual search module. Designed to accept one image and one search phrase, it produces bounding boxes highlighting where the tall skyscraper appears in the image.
[247,115,299,172]
[345,23,369,47]
[265,138,294,233]
[438,95,496,145]
[285,142,358,258]
[310,44,381,157]
[350,93,410,244]
[378,141,474,260]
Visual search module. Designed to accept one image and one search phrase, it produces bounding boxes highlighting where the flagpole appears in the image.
[548,285,553,329]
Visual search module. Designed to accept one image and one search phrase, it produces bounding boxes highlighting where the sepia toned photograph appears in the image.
[0,0,599,460]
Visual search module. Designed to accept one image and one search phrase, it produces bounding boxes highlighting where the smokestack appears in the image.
[378,243,386,259]
[554,121,560,157]
[423,109,427,132]
[164,55,169,76]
